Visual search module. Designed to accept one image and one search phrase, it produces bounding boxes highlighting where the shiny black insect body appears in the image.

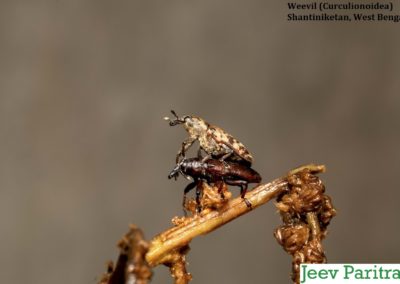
[169,158,262,212]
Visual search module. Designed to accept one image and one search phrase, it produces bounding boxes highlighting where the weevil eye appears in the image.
[183,116,193,127]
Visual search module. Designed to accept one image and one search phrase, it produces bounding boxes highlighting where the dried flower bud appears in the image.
[319,195,337,228]
[277,170,326,216]
[274,223,310,254]
[287,174,303,186]
[291,239,327,283]
[171,216,187,226]
[183,199,198,215]
[201,182,230,210]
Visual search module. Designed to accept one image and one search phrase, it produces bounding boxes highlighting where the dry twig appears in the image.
[99,225,152,284]
[100,163,334,283]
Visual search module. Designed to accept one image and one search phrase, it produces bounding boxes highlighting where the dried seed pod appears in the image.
[319,195,337,228]
[183,199,198,216]
[274,223,310,254]
[200,182,231,211]
[291,239,327,283]
[278,169,326,215]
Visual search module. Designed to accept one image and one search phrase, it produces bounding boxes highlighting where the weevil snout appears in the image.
[168,158,186,179]
[168,166,180,179]
[163,110,190,126]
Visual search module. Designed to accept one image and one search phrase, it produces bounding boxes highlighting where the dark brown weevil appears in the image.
[164,110,254,165]
[168,157,262,212]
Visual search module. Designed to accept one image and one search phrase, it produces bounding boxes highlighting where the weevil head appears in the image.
[168,161,183,179]
[164,110,208,137]
[183,116,208,137]
[164,110,189,126]
[168,158,193,181]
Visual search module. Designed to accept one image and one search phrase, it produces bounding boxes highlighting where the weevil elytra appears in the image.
[168,157,262,212]
[164,110,254,165]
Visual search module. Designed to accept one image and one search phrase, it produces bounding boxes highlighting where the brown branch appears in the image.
[100,163,330,283]
[146,177,287,266]
[145,164,325,268]
[98,225,153,284]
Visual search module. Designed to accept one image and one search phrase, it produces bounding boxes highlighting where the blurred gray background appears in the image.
[1,1,400,283]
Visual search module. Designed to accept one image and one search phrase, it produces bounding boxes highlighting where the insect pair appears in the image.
[164,110,262,214]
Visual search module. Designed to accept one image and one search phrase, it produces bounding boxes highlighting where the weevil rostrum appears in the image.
[164,110,254,165]
[168,157,262,212]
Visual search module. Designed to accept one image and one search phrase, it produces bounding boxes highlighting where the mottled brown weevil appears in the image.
[164,110,254,165]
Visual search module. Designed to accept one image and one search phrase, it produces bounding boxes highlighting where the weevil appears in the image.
[168,157,262,213]
[164,110,254,165]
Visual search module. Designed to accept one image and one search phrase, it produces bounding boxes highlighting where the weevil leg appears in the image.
[225,180,247,189]
[215,180,225,199]
[218,149,234,168]
[219,149,234,162]
[243,197,252,208]
[182,181,197,216]
[197,147,204,159]
[200,153,212,163]
[225,180,252,208]
[195,181,203,213]
[176,143,185,164]
[240,183,248,199]
[240,184,252,208]
[176,137,196,163]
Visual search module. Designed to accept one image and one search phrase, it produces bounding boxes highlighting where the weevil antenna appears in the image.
[171,110,179,119]
[164,110,185,126]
